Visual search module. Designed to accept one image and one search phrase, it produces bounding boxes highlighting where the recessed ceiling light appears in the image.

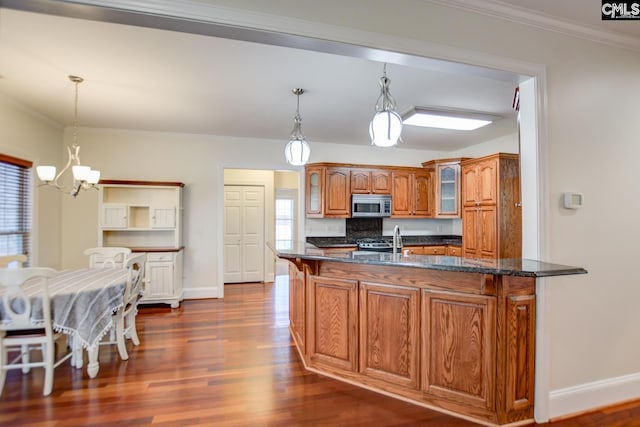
[402,107,501,131]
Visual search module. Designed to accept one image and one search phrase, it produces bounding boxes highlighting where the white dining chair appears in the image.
[103,253,146,360]
[0,254,27,268]
[84,247,131,269]
[0,267,73,396]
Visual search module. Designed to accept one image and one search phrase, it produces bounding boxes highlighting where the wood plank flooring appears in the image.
[1,276,639,426]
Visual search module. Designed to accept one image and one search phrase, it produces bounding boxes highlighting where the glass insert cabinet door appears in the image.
[437,164,461,217]
[305,166,323,216]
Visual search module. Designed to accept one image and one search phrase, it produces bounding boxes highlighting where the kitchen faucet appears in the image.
[392,225,403,255]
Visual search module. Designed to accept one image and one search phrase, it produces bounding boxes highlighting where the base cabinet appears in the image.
[422,290,496,415]
[141,250,183,308]
[360,282,420,390]
[307,275,358,373]
[288,261,535,426]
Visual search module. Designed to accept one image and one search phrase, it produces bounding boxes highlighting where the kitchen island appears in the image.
[269,241,586,426]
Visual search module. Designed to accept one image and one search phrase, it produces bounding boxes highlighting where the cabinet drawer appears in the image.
[146,252,175,262]
[447,245,462,257]
[423,245,446,255]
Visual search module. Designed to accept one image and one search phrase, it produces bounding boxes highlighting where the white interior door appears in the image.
[223,185,265,283]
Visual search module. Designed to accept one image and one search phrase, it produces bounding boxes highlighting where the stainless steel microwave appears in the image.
[351,194,392,217]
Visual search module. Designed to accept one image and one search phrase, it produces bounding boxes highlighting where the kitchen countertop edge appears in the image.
[269,241,587,278]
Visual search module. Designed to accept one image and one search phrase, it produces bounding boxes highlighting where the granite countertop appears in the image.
[306,235,462,247]
[269,241,587,278]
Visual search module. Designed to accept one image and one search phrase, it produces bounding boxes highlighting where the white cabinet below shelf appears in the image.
[141,250,183,308]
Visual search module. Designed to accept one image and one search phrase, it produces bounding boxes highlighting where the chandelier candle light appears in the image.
[369,63,403,147]
[36,75,100,198]
[284,88,311,166]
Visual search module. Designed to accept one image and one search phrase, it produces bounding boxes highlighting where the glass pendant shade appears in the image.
[36,165,57,182]
[285,88,310,166]
[370,110,403,148]
[370,64,403,147]
[285,139,311,166]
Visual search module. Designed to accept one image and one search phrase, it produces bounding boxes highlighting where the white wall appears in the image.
[0,94,63,269]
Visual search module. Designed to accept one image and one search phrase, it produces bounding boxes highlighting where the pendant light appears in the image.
[284,88,311,166]
[369,64,403,147]
[36,75,100,197]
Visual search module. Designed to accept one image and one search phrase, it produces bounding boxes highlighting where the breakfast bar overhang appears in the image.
[269,242,587,426]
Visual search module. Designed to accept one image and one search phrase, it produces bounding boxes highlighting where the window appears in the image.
[0,154,32,263]
[275,189,297,250]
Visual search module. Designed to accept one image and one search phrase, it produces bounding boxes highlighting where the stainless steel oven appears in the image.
[351,194,392,218]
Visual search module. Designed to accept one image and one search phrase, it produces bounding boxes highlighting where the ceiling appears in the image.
[0,1,637,153]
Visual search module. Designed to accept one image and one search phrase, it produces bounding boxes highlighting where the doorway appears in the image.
[223,185,265,283]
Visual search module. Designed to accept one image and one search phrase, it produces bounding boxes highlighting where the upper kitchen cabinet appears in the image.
[305,164,351,218]
[391,168,434,218]
[422,158,470,218]
[350,168,392,195]
[305,166,324,218]
[460,153,521,259]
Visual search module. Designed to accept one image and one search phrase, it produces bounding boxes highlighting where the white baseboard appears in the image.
[548,372,640,420]
[182,286,220,300]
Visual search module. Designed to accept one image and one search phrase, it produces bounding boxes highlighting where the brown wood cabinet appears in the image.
[283,258,537,425]
[359,282,420,390]
[324,167,351,217]
[307,275,358,373]
[350,168,392,194]
[391,169,433,218]
[422,158,469,218]
[422,289,496,414]
[461,154,521,259]
[305,165,351,218]
[446,245,462,257]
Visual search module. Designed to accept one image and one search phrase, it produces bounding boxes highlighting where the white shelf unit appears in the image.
[98,180,184,308]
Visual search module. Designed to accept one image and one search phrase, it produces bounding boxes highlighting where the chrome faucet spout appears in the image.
[392,225,403,255]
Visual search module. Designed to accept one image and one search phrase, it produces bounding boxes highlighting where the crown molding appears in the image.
[424,0,640,53]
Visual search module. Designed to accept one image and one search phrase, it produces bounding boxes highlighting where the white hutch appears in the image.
[98,180,184,308]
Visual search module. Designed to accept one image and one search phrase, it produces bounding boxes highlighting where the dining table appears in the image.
[0,267,129,378]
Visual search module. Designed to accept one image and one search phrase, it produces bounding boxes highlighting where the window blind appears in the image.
[0,154,32,263]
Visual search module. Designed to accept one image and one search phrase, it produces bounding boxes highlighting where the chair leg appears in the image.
[127,311,140,346]
[21,344,30,374]
[43,338,55,396]
[0,344,6,395]
[115,314,129,360]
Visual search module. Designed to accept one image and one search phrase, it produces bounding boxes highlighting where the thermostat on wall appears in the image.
[563,192,584,209]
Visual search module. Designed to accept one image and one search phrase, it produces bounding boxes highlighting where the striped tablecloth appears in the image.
[0,267,128,350]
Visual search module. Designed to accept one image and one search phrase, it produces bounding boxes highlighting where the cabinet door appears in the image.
[391,171,412,217]
[413,171,433,217]
[145,259,175,299]
[478,205,497,258]
[462,207,479,258]
[324,168,351,217]
[461,165,479,206]
[360,282,420,390]
[151,207,176,228]
[478,159,498,205]
[436,164,461,217]
[305,166,324,217]
[350,169,371,194]
[307,275,358,373]
[371,169,392,194]
[422,290,496,412]
[102,205,127,228]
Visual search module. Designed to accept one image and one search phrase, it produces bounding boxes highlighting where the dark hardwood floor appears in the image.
[1,276,639,426]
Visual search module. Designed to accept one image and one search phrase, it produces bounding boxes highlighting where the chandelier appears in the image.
[36,75,100,198]
[369,64,403,147]
[284,88,311,166]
